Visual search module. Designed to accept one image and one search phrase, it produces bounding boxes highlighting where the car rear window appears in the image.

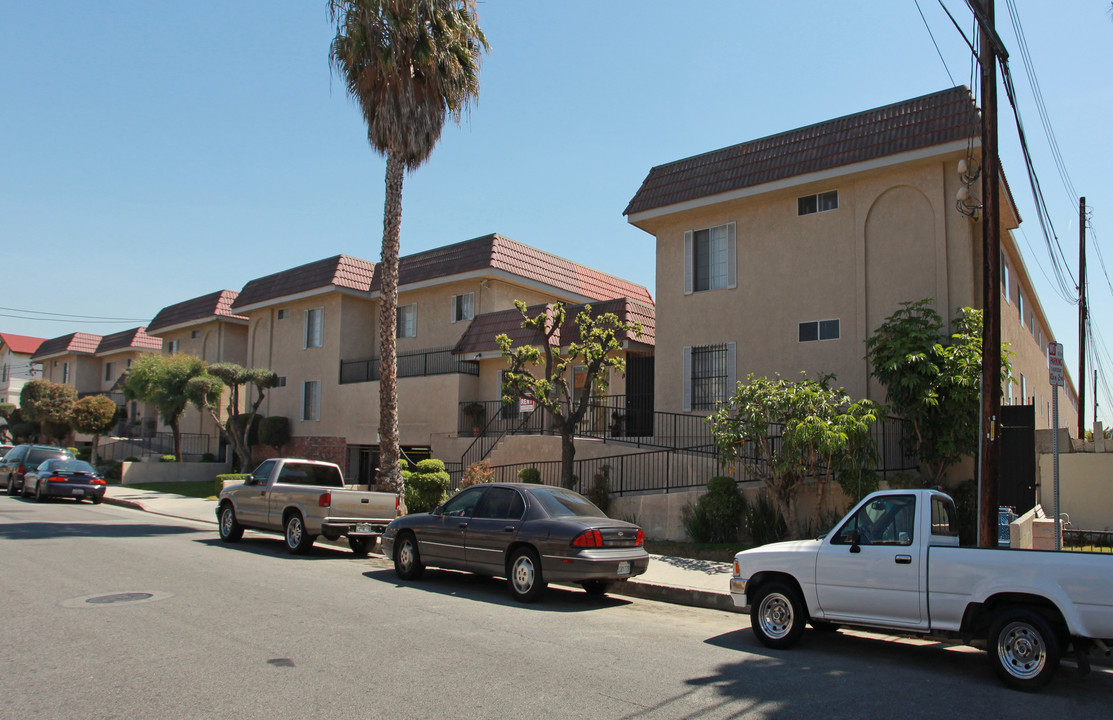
[49,460,96,474]
[275,463,343,488]
[27,448,74,466]
[528,487,606,519]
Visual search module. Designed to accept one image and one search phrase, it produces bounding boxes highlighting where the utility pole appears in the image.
[974,0,1006,548]
[1078,196,1087,439]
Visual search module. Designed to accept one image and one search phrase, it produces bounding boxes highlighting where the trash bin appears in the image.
[998,507,1017,546]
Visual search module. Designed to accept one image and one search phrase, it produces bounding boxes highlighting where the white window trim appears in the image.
[682,342,737,412]
[398,302,418,338]
[302,380,321,422]
[451,292,475,323]
[304,307,324,349]
[683,222,737,295]
[798,189,839,216]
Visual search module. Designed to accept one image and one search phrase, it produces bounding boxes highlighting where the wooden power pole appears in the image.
[1078,196,1087,439]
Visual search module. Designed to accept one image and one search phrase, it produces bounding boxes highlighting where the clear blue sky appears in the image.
[3,1,1111,422]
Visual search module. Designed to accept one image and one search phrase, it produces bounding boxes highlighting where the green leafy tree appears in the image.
[123,353,207,461]
[865,299,1012,485]
[185,363,277,470]
[707,373,882,537]
[71,395,119,463]
[329,0,488,499]
[20,380,77,445]
[497,301,642,489]
[0,403,15,442]
[258,415,291,454]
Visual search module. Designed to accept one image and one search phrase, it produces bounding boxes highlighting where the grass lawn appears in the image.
[121,480,222,500]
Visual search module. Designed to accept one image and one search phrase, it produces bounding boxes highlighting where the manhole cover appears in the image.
[86,592,154,605]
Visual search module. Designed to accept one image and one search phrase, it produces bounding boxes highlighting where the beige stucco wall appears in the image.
[0,350,36,405]
[1036,451,1113,531]
[121,459,233,485]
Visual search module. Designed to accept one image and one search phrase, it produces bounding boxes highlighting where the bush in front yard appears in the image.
[746,491,787,546]
[159,454,176,463]
[517,467,541,484]
[216,473,249,487]
[258,416,290,453]
[405,459,451,514]
[683,476,747,543]
[582,465,612,516]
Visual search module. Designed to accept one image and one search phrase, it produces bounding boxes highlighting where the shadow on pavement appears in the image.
[0,522,203,541]
[361,567,634,613]
[193,536,355,560]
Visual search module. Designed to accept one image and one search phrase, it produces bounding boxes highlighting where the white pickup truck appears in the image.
[216,458,398,556]
[731,488,1113,690]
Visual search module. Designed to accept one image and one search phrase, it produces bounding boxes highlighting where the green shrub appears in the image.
[258,416,291,452]
[201,452,217,463]
[100,461,123,482]
[159,454,176,463]
[747,492,788,546]
[216,473,250,485]
[76,447,92,462]
[405,458,451,513]
[123,456,139,463]
[683,476,746,543]
[517,467,542,484]
[583,465,612,516]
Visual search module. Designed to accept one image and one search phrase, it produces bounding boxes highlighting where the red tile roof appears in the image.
[453,298,655,355]
[32,332,103,360]
[624,86,980,216]
[0,333,46,356]
[147,290,247,334]
[96,327,163,355]
[231,255,376,310]
[372,234,654,304]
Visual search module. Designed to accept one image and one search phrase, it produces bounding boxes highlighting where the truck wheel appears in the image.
[218,504,244,543]
[284,512,315,555]
[347,535,372,556]
[751,580,806,649]
[989,608,1060,691]
[393,532,425,580]
[507,547,546,603]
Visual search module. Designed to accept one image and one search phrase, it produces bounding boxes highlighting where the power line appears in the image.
[0,306,149,322]
[915,0,957,85]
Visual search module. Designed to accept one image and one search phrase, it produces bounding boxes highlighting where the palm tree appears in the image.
[329,0,487,502]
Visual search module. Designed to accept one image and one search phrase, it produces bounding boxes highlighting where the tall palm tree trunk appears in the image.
[378,150,404,504]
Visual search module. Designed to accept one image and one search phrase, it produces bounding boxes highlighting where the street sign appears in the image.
[1048,342,1064,387]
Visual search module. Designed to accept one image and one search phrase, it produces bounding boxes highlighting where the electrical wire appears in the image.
[0,306,148,322]
[0,313,143,324]
[915,0,957,85]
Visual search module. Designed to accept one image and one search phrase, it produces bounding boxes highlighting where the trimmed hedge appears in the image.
[404,459,450,514]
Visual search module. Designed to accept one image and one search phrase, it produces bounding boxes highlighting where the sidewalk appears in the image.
[102,485,741,612]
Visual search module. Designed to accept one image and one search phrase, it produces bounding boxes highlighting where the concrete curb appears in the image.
[611,579,744,613]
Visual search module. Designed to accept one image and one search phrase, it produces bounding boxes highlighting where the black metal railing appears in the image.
[96,433,211,461]
[459,406,544,474]
[1064,529,1113,553]
[340,347,479,385]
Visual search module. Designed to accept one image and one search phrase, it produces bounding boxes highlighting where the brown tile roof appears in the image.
[0,333,46,356]
[147,290,247,334]
[32,332,102,360]
[96,327,163,355]
[231,255,376,310]
[453,298,655,355]
[371,234,653,304]
[624,86,980,216]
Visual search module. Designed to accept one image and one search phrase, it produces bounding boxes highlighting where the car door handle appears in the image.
[259,491,266,497]
[895,555,912,564]
[458,522,468,529]
[503,526,517,532]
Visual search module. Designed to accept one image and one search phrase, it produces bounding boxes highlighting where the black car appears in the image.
[2,444,75,496]
[381,483,650,602]
[22,458,107,503]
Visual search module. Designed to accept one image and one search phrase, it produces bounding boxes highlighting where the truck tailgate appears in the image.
[329,488,396,522]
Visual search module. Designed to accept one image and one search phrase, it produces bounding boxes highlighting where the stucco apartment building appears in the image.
[624,86,1077,434]
[33,328,163,435]
[227,234,654,482]
[0,333,45,406]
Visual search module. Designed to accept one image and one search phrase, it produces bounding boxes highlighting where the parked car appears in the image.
[381,483,650,603]
[2,444,76,496]
[22,458,107,503]
[730,488,1113,691]
[0,445,14,459]
[216,458,398,555]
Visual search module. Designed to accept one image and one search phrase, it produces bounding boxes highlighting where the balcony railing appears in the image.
[340,347,479,385]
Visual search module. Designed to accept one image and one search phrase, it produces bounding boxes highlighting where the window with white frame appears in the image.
[1020,374,1027,404]
[191,330,199,339]
[277,308,289,320]
[798,319,840,342]
[451,293,474,323]
[397,303,417,338]
[798,190,838,216]
[167,340,179,354]
[104,362,114,382]
[683,342,737,411]
[1001,252,1010,303]
[1018,290,1025,326]
[305,307,323,348]
[275,376,287,388]
[62,362,70,384]
[302,380,320,421]
[684,223,736,294]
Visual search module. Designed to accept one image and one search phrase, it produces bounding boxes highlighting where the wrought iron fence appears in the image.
[340,347,479,385]
[96,433,211,462]
[1064,529,1113,553]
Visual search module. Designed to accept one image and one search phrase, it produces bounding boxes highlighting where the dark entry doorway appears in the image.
[999,404,1036,512]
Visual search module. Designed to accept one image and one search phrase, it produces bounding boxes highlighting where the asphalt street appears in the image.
[2,494,1111,719]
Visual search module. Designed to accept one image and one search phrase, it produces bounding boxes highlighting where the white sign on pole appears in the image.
[519,398,535,413]
[1048,342,1065,387]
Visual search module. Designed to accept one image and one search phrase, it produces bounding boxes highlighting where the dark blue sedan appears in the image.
[22,459,107,503]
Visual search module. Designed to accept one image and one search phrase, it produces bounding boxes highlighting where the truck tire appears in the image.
[988,608,1060,691]
[218,503,244,543]
[507,547,546,603]
[284,512,315,555]
[751,580,807,649]
[6,476,17,496]
[347,535,372,556]
[393,532,425,580]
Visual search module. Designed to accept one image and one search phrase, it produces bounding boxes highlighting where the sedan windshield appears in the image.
[46,460,96,474]
[528,487,606,519]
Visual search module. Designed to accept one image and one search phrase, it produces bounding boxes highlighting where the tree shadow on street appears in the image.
[193,536,355,560]
[0,521,203,541]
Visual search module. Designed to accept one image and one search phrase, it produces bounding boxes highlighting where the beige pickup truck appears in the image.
[216,458,397,555]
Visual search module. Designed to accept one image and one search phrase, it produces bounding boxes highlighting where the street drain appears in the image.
[267,658,296,668]
[87,592,154,605]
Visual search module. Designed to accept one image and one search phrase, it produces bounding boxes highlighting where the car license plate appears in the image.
[72,489,84,496]
[617,561,631,576]
[354,523,375,535]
